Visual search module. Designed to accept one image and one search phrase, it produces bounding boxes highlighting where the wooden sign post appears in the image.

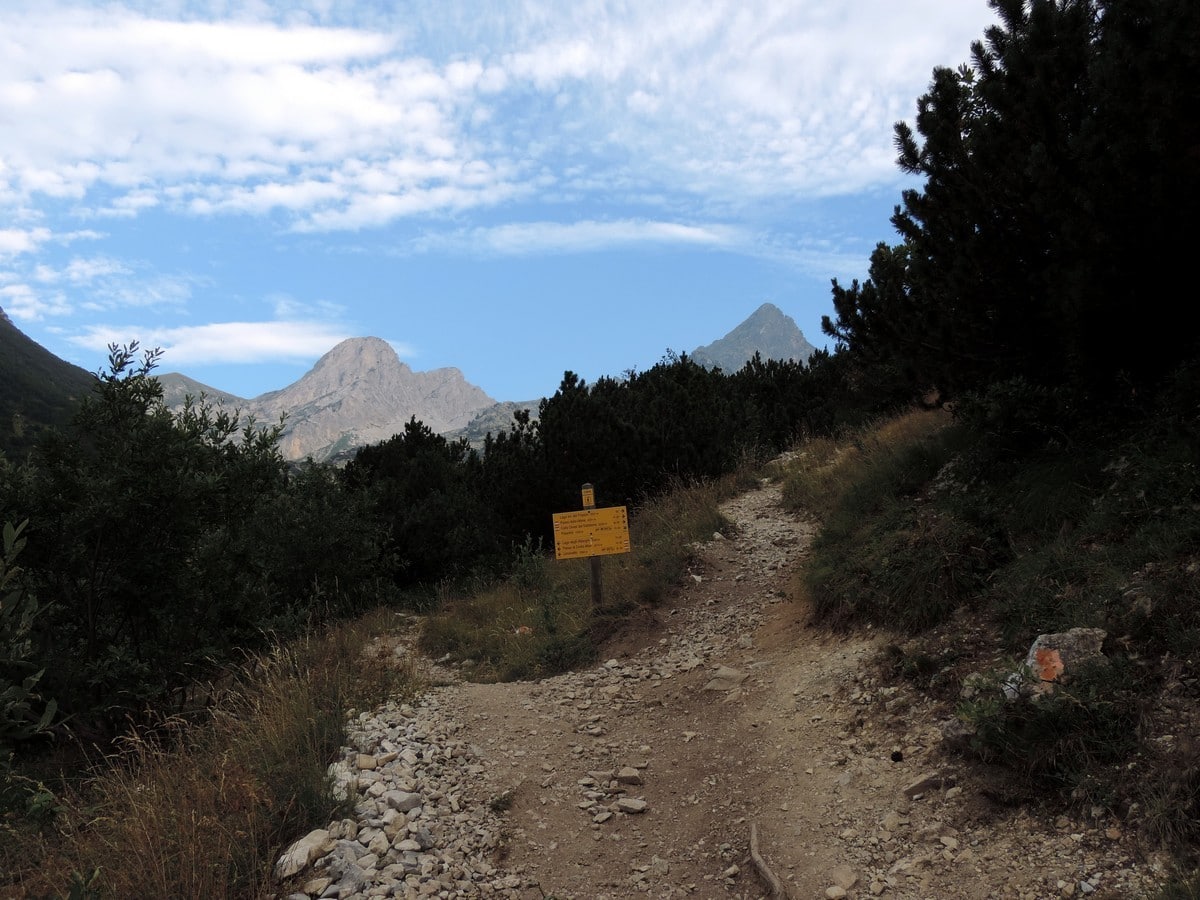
[552,483,631,606]
[583,484,602,607]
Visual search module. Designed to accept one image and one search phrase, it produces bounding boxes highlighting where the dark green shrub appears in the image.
[957,659,1141,789]
[0,520,55,749]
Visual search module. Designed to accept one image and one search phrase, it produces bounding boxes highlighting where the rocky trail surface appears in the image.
[278,479,1165,899]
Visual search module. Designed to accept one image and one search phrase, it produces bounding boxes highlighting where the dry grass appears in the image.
[1,609,421,899]
[779,407,952,518]
[419,467,753,682]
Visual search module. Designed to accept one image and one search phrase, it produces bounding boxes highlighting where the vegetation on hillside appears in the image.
[1,0,1198,893]
[0,311,96,459]
[1,609,419,897]
[779,398,1199,874]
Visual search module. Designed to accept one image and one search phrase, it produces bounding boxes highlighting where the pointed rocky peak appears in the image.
[313,336,404,372]
[159,335,497,462]
[156,372,247,409]
[299,337,409,390]
[692,302,816,372]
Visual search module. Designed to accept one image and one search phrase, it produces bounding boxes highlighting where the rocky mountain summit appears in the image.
[691,302,816,372]
[159,338,495,462]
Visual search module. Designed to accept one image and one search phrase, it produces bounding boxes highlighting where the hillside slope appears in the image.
[0,308,96,456]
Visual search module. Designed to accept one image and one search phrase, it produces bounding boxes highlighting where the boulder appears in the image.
[274,828,333,880]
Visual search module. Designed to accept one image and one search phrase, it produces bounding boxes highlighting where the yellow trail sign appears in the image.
[552,505,631,560]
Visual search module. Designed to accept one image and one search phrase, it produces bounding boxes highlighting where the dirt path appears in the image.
[426,478,1164,899]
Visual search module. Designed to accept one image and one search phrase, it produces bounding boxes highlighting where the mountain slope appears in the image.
[691,302,816,372]
[0,308,97,456]
[155,372,247,411]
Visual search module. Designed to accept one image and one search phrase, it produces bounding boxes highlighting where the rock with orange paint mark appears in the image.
[1033,647,1066,682]
[1023,628,1108,692]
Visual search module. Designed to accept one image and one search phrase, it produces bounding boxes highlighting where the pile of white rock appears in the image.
[275,695,532,899]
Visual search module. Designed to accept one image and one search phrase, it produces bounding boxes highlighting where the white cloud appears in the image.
[420,219,743,256]
[269,293,347,320]
[487,1,995,201]
[25,256,192,310]
[62,256,134,284]
[3,250,194,325]
[0,282,72,320]
[0,227,52,257]
[65,320,355,365]
[0,1,995,233]
[0,8,504,227]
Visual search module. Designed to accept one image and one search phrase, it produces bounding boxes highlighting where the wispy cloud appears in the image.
[3,254,195,321]
[65,320,357,366]
[0,282,71,320]
[418,219,744,256]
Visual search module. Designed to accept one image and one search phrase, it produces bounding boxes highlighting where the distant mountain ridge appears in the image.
[691,302,816,372]
[5,301,820,464]
[158,337,495,462]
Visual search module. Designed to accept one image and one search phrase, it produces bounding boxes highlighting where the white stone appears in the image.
[274,829,333,880]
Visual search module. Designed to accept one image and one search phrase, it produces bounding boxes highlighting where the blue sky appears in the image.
[1,0,997,402]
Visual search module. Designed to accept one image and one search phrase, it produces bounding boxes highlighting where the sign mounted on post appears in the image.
[552,505,630,560]
[554,483,631,605]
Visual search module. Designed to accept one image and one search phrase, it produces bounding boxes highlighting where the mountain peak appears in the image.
[310,337,405,377]
[249,337,495,461]
[691,303,816,372]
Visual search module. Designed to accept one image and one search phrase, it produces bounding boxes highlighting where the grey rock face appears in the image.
[691,302,816,372]
[159,337,496,462]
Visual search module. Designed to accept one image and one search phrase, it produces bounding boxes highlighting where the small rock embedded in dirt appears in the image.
[617,797,649,814]
[829,864,858,890]
[616,766,644,785]
[703,665,748,691]
[902,771,953,799]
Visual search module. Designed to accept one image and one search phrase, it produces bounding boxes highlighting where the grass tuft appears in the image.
[1,609,420,898]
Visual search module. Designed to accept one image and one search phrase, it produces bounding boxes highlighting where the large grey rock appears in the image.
[1023,627,1107,683]
[384,790,424,812]
[274,828,333,880]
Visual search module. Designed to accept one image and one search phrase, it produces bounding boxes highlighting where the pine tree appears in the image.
[825,0,1200,405]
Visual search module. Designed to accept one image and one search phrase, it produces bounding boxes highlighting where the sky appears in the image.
[1,0,999,402]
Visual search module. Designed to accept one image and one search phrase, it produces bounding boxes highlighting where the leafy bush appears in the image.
[0,344,397,736]
[0,520,56,748]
